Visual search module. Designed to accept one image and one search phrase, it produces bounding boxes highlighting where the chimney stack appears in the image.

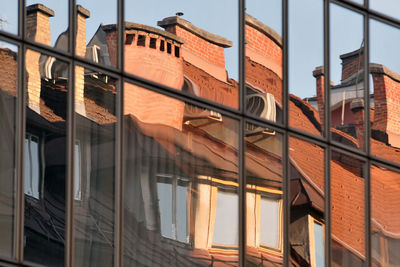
[340,47,364,82]
[370,63,400,147]
[313,66,325,128]
[350,98,365,150]
[158,16,232,82]
[75,5,90,116]
[25,4,54,113]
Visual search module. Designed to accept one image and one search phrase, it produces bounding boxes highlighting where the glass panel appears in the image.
[371,164,400,267]
[245,123,283,266]
[25,0,69,51]
[331,150,365,267]
[76,0,117,67]
[0,0,18,35]
[0,41,18,259]
[23,49,68,266]
[123,82,239,266]
[289,136,325,267]
[74,66,117,267]
[213,190,238,246]
[314,221,325,267]
[370,19,400,164]
[289,0,323,136]
[260,198,281,248]
[330,4,364,151]
[124,0,239,109]
[370,0,400,21]
[245,0,283,124]
[24,135,40,199]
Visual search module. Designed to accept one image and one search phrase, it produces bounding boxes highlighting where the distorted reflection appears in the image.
[289,0,323,135]
[123,0,239,108]
[123,83,239,266]
[76,0,117,67]
[371,164,400,267]
[330,5,365,151]
[25,1,69,50]
[0,41,18,258]
[23,48,68,266]
[245,125,283,266]
[289,137,325,267]
[74,67,117,267]
[331,151,365,267]
[245,0,283,124]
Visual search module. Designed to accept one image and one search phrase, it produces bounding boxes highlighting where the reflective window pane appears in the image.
[76,1,117,67]
[370,0,400,20]
[0,41,18,259]
[246,0,283,124]
[0,0,18,35]
[26,1,69,51]
[23,49,68,266]
[124,0,239,109]
[371,164,400,267]
[123,82,239,266]
[74,67,117,267]
[289,137,325,267]
[289,0,323,136]
[330,4,365,151]
[331,150,365,267]
[370,19,400,165]
[245,123,283,266]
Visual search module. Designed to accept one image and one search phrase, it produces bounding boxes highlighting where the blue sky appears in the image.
[0,0,400,98]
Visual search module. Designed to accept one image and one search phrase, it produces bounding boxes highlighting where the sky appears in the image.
[0,0,400,98]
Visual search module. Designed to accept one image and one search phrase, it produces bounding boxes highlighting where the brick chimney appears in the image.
[313,66,325,127]
[340,48,364,82]
[158,16,232,82]
[350,98,365,150]
[75,5,90,116]
[370,63,400,147]
[25,4,54,113]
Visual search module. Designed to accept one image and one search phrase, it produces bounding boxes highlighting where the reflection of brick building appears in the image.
[1,3,400,267]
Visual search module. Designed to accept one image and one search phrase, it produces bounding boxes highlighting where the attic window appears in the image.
[174,46,180,58]
[160,40,165,51]
[150,38,157,49]
[137,35,146,47]
[167,42,172,54]
[125,34,135,44]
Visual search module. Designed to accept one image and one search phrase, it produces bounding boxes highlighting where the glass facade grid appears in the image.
[0,0,400,266]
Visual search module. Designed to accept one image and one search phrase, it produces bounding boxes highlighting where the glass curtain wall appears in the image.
[0,0,399,267]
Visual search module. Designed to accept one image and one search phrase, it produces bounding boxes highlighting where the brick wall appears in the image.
[0,49,17,97]
[245,24,282,69]
[123,31,184,90]
[372,70,400,135]
[124,83,184,131]
[171,26,225,67]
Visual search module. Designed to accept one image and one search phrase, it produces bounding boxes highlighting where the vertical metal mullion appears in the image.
[364,7,371,266]
[324,1,331,267]
[282,0,289,265]
[66,1,76,266]
[115,0,124,266]
[238,0,245,265]
[15,0,26,259]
